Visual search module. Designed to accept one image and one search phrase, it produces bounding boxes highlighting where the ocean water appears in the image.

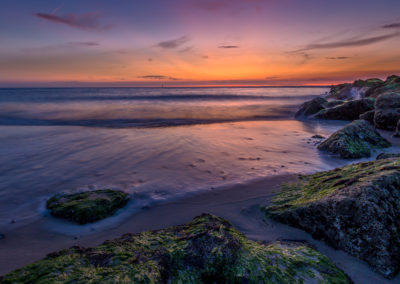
[0,87,383,233]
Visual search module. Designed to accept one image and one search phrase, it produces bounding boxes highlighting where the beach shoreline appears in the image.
[0,173,398,283]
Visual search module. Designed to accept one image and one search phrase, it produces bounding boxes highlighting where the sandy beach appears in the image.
[1,173,398,283]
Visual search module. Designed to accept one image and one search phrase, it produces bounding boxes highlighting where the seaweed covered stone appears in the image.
[264,158,400,278]
[315,98,374,121]
[46,189,130,224]
[317,120,391,159]
[294,97,327,118]
[374,92,400,130]
[0,214,351,283]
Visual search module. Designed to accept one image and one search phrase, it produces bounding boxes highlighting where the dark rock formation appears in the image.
[0,214,352,283]
[265,158,400,278]
[365,75,400,98]
[374,92,400,130]
[317,120,391,158]
[315,99,374,120]
[295,97,327,118]
[46,189,130,224]
[326,83,354,100]
[359,110,375,124]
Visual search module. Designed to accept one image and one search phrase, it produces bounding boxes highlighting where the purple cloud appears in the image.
[156,36,190,49]
[34,12,111,31]
[218,45,239,49]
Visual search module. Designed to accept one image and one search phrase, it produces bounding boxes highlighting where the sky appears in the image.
[1,0,400,87]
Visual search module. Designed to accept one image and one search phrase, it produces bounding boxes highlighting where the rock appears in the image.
[294,97,327,118]
[365,75,400,98]
[374,92,400,130]
[1,214,352,283]
[311,134,325,139]
[315,98,374,120]
[359,110,375,124]
[46,189,130,224]
[264,158,400,278]
[326,83,354,100]
[352,78,384,89]
[317,120,391,159]
[325,100,344,108]
[376,152,400,160]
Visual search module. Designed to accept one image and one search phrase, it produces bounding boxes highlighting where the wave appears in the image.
[0,94,317,103]
[0,115,296,128]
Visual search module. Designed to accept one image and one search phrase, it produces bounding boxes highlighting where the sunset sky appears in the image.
[1,0,400,87]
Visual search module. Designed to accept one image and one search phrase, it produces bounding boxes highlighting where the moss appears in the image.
[46,189,130,224]
[317,120,391,159]
[264,158,400,278]
[265,158,400,213]
[1,214,352,283]
[352,78,383,88]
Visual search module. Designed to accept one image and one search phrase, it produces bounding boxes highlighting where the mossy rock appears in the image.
[46,189,130,224]
[317,120,391,159]
[294,97,327,118]
[365,75,400,98]
[264,158,400,278]
[315,99,374,121]
[1,214,352,283]
[352,78,383,88]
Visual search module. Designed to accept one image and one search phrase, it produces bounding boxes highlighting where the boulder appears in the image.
[326,100,344,108]
[359,110,375,124]
[46,189,130,224]
[0,214,352,283]
[315,99,374,120]
[374,92,400,130]
[365,75,400,98]
[326,83,354,100]
[265,158,400,278]
[294,97,327,118]
[317,120,391,159]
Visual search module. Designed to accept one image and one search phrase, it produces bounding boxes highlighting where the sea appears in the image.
[0,87,391,234]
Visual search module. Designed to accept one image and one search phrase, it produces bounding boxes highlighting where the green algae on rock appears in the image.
[0,214,351,283]
[294,96,328,118]
[46,189,130,224]
[317,120,391,159]
[264,158,400,278]
[315,98,374,121]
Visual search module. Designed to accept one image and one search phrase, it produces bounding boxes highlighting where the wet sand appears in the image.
[0,174,397,283]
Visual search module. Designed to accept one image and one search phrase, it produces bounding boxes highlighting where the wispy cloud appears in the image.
[22,41,100,53]
[138,75,180,81]
[382,22,400,29]
[218,45,239,49]
[156,36,190,49]
[325,56,350,60]
[34,12,111,31]
[294,32,399,52]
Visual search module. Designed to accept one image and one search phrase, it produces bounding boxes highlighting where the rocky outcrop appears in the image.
[46,189,130,224]
[315,98,374,120]
[265,158,400,278]
[294,97,327,118]
[317,120,391,158]
[326,83,354,100]
[0,214,352,283]
[374,92,400,130]
[365,75,400,98]
[359,110,375,124]
[326,78,383,101]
